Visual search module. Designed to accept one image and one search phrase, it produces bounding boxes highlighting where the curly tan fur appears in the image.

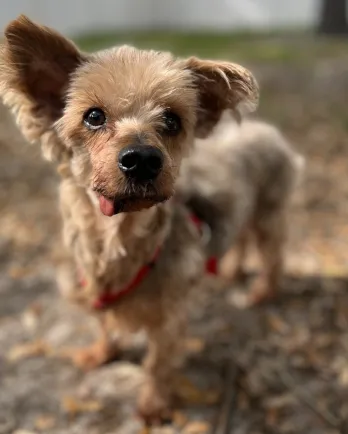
[0,16,259,423]
[177,112,305,307]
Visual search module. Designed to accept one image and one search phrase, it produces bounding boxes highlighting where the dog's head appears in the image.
[0,15,259,215]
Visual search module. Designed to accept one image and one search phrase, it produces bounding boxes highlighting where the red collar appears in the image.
[189,214,218,275]
[80,246,161,310]
[80,212,217,311]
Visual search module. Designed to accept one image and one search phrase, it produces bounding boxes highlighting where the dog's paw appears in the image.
[137,382,173,426]
[248,278,277,306]
[228,278,277,309]
[62,341,117,371]
[70,348,107,371]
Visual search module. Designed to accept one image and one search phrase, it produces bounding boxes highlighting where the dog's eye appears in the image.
[162,111,182,136]
[83,108,106,130]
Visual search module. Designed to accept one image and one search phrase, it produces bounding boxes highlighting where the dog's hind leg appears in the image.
[249,209,286,305]
[219,227,250,284]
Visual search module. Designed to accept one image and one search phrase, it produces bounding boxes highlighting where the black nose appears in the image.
[118,145,163,181]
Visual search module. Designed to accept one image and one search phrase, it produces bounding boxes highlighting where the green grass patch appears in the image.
[75,30,348,64]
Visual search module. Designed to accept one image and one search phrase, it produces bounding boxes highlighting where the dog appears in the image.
[0,16,258,423]
[177,112,305,307]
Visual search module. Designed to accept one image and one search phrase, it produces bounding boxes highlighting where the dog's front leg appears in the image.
[64,312,119,370]
[138,321,185,425]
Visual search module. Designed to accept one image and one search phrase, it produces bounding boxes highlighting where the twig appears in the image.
[278,366,340,428]
[212,356,239,434]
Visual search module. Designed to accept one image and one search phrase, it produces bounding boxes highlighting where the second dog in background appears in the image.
[177,112,305,307]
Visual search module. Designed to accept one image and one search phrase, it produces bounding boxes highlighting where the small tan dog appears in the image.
[177,113,305,307]
[0,16,258,423]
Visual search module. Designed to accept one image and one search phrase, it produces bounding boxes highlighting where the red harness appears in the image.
[91,246,161,310]
[81,213,217,310]
[189,214,218,275]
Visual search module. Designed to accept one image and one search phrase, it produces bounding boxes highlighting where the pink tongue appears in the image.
[99,196,115,216]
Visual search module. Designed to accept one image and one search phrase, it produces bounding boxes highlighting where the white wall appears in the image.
[154,0,318,30]
[0,0,155,35]
[0,0,319,36]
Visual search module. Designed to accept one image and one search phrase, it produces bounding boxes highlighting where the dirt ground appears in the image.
[1,52,348,434]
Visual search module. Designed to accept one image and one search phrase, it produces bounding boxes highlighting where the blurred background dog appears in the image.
[177,112,305,307]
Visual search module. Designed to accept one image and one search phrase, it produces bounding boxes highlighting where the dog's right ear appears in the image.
[0,15,86,126]
[184,57,259,138]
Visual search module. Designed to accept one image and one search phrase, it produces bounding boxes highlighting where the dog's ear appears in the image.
[185,57,259,138]
[0,15,86,125]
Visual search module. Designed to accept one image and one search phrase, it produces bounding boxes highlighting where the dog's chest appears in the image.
[95,206,169,287]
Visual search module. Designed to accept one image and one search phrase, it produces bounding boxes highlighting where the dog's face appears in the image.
[58,48,198,215]
[0,16,259,215]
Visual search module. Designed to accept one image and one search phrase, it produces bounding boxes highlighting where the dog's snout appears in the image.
[118,145,163,181]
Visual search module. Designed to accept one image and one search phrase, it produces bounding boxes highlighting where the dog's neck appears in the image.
[86,186,168,236]
[60,180,171,297]
[88,189,169,260]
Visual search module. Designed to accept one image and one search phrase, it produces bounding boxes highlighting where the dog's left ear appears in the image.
[185,57,259,138]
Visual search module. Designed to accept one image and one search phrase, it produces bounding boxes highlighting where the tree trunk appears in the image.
[318,0,348,35]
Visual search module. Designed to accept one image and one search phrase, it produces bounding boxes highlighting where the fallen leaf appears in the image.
[174,376,220,405]
[266,407,279,427]
[151,428,176,434]
[21,303,43,332]
[8,265,35,279]
[267,313,290,334]
[183,421,211,434]
[13,431,37,434]
[264,393,296,409]
[139,426,151,434]
[184,337,205,353]
[35,415,56,431]
[322,263,348,278]
[314,333,335,349]
[61,396,102,416]
[339,366,348,386]
[7,340,50,362]
[173,411,188,429]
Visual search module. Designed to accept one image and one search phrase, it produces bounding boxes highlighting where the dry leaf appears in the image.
[322,263,347,278]
[339,366,348,386]
[61,396,102,416]
[139,426,151,434]
[13,431,37,434]
[264,393,296,409]
[35,415,56,431]
[7,340,50,362]
[314,333,335,349]
[267,313,290,334]
[174,376,220,405]
[151,428,176,434]
[21,303,43,332]
[184,337,205,353]
[183,421,211,434]
[266,407,279,427]
[173,411,188,429]
[8,265,34,279]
